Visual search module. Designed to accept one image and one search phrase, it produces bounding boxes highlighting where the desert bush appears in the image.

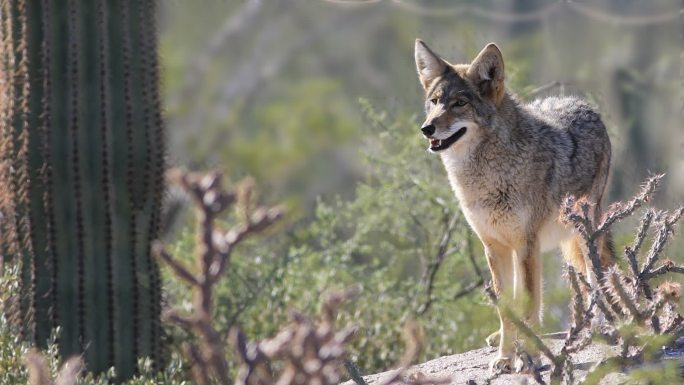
[162,100,505,374]
[154,168,451,385]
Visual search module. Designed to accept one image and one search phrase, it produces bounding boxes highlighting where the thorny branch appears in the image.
[154,168,283,385]
[416,213,459,315]
[453,232,485,301]
[231,287,360,385]
[483,175,684,384]
[485,284,561,372]
[232,288,451,385]
[416,203,485,315]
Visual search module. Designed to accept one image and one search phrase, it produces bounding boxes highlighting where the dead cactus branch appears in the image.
[231,289,450,385]
[231,288,360,385]
[593,174,662,237]
[484,283,561,383]
[639,207,684,281]
[154,168,283,385]
[487,175,684,384]
[625,209,655,280]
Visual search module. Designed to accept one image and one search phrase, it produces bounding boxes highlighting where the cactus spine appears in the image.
[0,0,164,380]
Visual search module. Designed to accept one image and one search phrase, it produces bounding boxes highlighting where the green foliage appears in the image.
[0,327,190,385]
[0,267,189,385]
[0,0,165,380]
[163,99,501,374]
[622,361,684,385]
[161,99,608,375]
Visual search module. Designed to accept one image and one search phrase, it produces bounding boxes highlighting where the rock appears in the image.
[342,334,620,385]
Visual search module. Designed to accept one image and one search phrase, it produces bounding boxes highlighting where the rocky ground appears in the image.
[342,333,631,385]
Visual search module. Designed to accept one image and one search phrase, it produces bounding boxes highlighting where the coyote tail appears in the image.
[561,231,615,279]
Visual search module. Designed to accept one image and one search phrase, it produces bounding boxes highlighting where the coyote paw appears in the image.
[485,330,500,347]
[489,356,513,374]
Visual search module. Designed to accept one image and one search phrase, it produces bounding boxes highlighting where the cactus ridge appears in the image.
[0,0,22,331]
[66,0,87,353]
[95,0,116,371]
[15,0,37,344]
[135,0,162,370]
[143,0,165,367]
[119,0,141,373]
[39,0,57,339]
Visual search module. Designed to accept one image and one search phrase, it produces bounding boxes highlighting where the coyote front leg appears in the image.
[484,240,515,373]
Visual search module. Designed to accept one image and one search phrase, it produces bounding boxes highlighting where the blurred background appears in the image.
[161,0,682,208]
[158,0,683,374]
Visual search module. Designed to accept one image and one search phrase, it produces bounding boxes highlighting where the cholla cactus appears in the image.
[153,168,283,385]
[485,175,684,385]
[231,289,359,385]
[232,293,451,385]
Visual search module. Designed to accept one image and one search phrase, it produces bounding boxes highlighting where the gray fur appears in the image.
[453,93,611,225]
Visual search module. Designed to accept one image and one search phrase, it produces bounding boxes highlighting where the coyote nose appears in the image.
[421,124,435,136]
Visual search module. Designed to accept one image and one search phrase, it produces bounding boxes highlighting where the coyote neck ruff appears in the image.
[414,40,613,374]
[440,93,601,252]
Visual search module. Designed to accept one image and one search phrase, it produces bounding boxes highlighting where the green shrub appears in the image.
[163,99,504,374]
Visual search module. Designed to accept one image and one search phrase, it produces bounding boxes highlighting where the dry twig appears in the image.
[154,168,282,384]
[231,288,359,385]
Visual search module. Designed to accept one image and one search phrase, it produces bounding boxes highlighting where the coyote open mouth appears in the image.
[428,126,467,152]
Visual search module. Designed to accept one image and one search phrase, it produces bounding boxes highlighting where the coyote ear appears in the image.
[467,43,505,105]
[415,39,446,90]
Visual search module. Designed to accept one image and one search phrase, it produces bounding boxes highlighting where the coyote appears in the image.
[413,40,613,373]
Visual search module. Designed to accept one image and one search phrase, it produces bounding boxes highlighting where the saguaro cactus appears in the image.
[0,0,164,380]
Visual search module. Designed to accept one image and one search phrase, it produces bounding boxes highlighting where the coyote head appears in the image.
[414,40,505,153]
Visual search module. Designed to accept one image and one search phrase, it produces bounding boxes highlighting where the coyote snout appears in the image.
[420,123,435,137]
[421,122,470,152]
[420,117,473,152]
[414,40,614,374]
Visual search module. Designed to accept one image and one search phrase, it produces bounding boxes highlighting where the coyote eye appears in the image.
[451,99,468,109]
[429,98,438,105]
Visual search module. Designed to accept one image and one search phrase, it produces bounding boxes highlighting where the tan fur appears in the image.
[414,40,614,373]
[561,236,587,276]
[563,231,615,284]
